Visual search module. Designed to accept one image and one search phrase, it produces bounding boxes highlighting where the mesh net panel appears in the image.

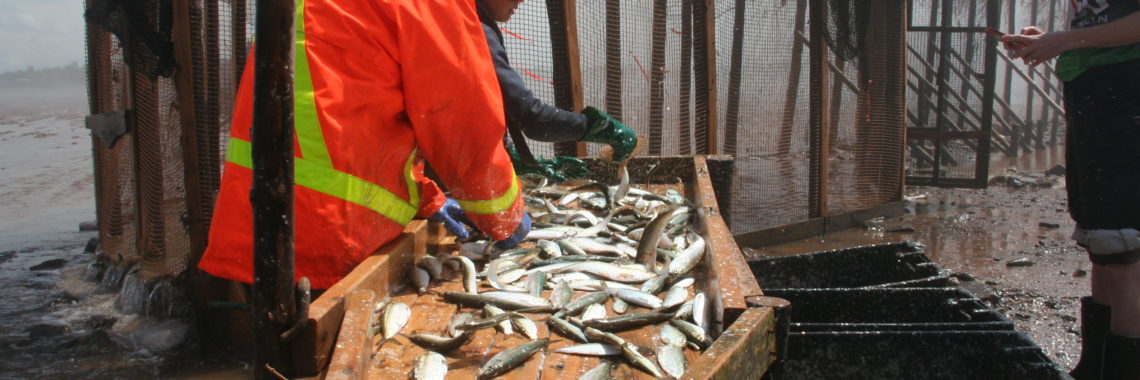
[500,0,559,157]
[715,0,813,231]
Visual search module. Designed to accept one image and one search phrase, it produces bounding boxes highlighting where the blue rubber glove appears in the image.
[428,198,478,239]
[494,213,532,250]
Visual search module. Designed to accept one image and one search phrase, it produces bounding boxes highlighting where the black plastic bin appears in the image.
[748,242,950,289]
[782,330,1069,380]
[764,287,1015,332]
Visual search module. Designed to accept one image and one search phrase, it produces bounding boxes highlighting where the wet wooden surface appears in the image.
[315,157,772,379]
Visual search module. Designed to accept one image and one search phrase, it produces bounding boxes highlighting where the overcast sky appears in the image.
[0,0,85,73]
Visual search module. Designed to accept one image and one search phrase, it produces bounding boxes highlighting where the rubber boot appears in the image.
[1070,297,1110,380]
[1103,334,1140,380]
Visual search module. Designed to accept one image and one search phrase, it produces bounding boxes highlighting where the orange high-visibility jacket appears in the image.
[198,0,523,289]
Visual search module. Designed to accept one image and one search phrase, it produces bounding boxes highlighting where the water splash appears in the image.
[116,267,147,315]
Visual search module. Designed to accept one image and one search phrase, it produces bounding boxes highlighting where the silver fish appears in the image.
[579,360,614,380]
[659,323,688,346]
[693,292,709,331]
[640,275,671,295]
[554,291,609,319]
[621,342,664,378]
[448,312,476,337]
[606,288,663,309]
[612,298,629,314]
[381,302,410,340]
[483,305,513,336]
[635,205,686,267]
[581,303,608,321]
[413,351,448,380]
[446,255,478,293]
[669,318,712,348]
[487,259,527,293]
[674,299,694,320]
[525,271,546,297]
[476,338,549,380]
[658,343,687,378]
[583,327,625,346]
[511,313,540,340]
[417,255,443,280]
[556,239,587,256]
[668,232,706,275]
[560,262,656,283]
[582,312,672,332]
[535,239,562,258]
[441,291,553,310]
[411,267,430,295]
[554,343,622,356]
[662,284,689,310]
[407,330,474,352]
[551,279,573,308]
[548,316,589,343]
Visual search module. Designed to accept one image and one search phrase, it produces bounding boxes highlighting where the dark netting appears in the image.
[822,0,871,62]
[715,0,813,231]
[826,1,906,213]
[499,0,559,158]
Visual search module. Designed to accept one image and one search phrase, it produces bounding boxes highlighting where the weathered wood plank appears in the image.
[693,156,762,329]
[293,221,425,375]
[681,306,778,380]
[326,290,377,380]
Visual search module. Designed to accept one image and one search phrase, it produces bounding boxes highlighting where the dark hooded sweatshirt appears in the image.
[475,0,588,143]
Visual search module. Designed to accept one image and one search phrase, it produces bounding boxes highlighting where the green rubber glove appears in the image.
[505,143,588,182]
[580,106,637,162]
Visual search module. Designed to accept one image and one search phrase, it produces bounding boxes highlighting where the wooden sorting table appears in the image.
[294,156,781,379]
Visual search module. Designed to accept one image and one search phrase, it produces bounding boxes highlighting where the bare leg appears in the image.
[1103,261,1140,336]
[1091,262,1114,306]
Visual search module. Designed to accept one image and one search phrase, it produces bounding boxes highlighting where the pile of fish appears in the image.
[372,170,712,379]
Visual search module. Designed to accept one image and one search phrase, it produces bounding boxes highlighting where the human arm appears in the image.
[399,1,525,241]
[1002,9,1140,66]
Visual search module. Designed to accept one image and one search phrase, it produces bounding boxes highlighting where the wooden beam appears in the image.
[693,156,762,330]
[324,289,376,380]
[291,222,423,376]
[172,0,207,258]
[778,0,807,155]
[722,0,746,156]
[562,0,587,157]
[808,0,829,218]
[681,306,779,379]
[649,0,667,155]
[696,0,719,155]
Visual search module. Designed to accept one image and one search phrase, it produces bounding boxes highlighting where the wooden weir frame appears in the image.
[289,157,779,379]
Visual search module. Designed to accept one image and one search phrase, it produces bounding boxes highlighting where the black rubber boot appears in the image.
[1070,297,1110,380]
[1103,334,1140,380]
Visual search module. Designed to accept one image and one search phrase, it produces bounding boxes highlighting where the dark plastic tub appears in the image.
[748,242,950,289]
[764,287,1015,332]
[783,330,1069,380]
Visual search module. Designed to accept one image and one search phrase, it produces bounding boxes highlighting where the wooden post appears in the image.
[959,0,979,129]
[1024,0,1039,153]
[722,0,746,156]
[680,0,693,154]
[604,0,621,122]
[251,0,297,377]
[809,0,830,218]
[547,0,585,157]
[1002,0,1015,124]
[694,0,719,155]
[977,0,1000,184]
[932,0,953,178]
[779,0,808,156]
[649,0,667,155]
[173,0,206,257]
[916,0,941,129]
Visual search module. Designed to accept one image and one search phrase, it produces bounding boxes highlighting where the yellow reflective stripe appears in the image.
[455,174,520,215]
[226,138,418,225]
[294,0,332,168]
[404,150,420,207]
